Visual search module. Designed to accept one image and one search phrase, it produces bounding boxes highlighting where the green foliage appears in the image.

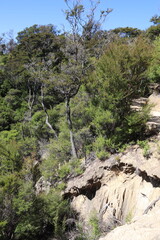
[86,37,152,150]
[40,189,70,237]
[4,88,22,108]
[146,24,160,40]
[137,140,151,158]
[0,140,22,174]
[147,15,160,40]
[58,162,71,179]
[71,88,94,157]
[118,143,129,153]
[0,11,157,239]
[0,137,70,240]
[113,27,142,38]
[41,147,84,182]
[150,15,160,25]
[91,107,114,136]
[93,135,106,152]
[147,37,160,82]
[12,183,42,239]
[124,105,151,140]
[96,150,110,161]
[125,211,133,224]
[0,221,7,239]
[93,135,110,160]
[89,211,101,240]
[30,110,47,137]
[0,100,15,131]
[0,129,19,142]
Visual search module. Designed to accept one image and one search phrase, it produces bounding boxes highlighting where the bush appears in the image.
[89,211,101,240]
[137,140,151,158]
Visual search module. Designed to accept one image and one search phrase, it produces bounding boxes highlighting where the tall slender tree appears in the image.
[49,0,112,158]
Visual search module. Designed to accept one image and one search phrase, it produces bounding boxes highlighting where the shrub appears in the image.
[89,211,101,240]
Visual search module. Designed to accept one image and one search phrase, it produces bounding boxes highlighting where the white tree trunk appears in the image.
[65,97,77,158]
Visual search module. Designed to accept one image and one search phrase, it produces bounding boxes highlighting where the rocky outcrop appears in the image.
[64,134,160,237]
[131,90,160,131]
[35,176,51,194]
[99,208,160,240]
[147,92,160,131]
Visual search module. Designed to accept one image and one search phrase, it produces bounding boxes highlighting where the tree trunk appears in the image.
[41,86,58,139]
[65,96,77,158]
[27,79,37,117]
[27,86,35,118]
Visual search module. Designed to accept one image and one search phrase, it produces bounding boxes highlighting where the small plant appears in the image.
[97,150,110,161]
[57,182,66,190]
[93,135,111,160]
[70,158,84,176]
[125,211,132,224]
[57,158,84,180]
[115,155,121,163]
[118,143,129,153]
[58,163,71,179]
[74,166,84,175]
[137,140,151,159]
[89,211,101,240]
[156,141,160,154]
[75,222,88,240]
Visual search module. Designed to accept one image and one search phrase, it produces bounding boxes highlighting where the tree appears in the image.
[25,60,58,138]
[147,36,160,82]
[50,63,82,158]
[150,15,160,25]
[5,25,65,140]
[0,137,72,240]
[146,15,160,40]
[48,0,112,158]
[9,24,62,106]
[146,25,160,40]
[112,27,142,38]
[0,31,16,54]
[86,37,152,147]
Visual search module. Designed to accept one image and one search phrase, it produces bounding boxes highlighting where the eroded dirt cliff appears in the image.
[64,134,160,239]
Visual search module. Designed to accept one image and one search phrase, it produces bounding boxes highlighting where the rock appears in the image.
[64,134,160,236]
[131,92,160,132]
[120,142,160,179]
[35,176,51,194]
[148,92,160,114]
[63,92,160,238]
[99,209,160,240]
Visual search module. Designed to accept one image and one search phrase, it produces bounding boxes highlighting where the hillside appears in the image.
[57,92,160,239]
[64,133,160,239]
[0,3,160,239]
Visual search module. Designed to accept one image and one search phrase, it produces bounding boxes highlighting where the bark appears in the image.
[27,79,37,115]
[27,86,35,117]
[65,96,77,158]
[41,86,58,139]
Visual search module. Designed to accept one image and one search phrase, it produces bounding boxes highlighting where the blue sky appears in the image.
[1,0,160,38]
